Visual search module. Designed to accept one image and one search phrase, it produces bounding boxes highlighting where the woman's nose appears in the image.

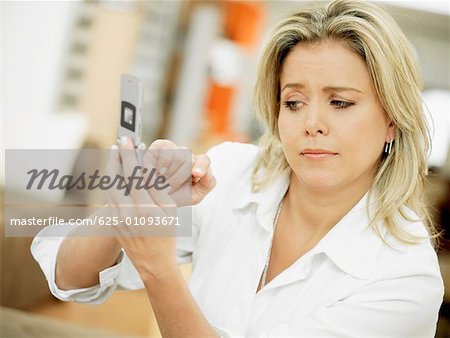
[304,105,329,136]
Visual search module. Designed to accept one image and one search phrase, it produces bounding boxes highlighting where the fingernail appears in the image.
[111,144,119,150]
[120,136,128,146]
[193,168,204,175]
[159,167,167,175]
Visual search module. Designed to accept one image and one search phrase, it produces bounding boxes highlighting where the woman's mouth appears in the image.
[300,149,338,159]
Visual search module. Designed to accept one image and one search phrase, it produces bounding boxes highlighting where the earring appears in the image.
[384,140,394,155]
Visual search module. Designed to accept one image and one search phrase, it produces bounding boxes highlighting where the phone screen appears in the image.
[120,101,136,132]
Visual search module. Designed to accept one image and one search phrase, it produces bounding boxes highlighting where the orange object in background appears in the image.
[224,1,265,51]
[204,1,265,142]
[206,82,234,136]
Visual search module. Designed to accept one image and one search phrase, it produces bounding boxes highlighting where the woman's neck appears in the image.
[283,173,370,237]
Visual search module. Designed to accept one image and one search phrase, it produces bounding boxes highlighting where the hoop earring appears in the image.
[384,140,394,155]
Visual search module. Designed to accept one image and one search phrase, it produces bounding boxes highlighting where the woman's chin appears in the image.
[294,173,341,190]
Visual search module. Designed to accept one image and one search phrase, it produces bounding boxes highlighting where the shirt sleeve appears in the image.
[31,205,200,304]
[30,226,125,304]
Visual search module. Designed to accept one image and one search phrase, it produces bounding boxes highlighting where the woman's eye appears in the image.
[283,101,303,111]
[331,100,354,109]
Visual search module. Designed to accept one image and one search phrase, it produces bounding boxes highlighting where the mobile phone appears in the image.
[119,74,143,147]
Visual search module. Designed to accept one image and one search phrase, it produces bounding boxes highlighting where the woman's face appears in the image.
[278,40,394,193]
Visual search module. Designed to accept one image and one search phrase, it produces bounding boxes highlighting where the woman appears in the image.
[32,0,444,336]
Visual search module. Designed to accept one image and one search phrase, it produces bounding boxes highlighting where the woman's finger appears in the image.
[117,136,158,207]
[195,165,216,192]
[191,154,211,183]
[162,152,192,194]
[118,136,140,181]
[149,139,176,175]
[106,144,131,207]
[148,140,192,200]
[106,144,123,178]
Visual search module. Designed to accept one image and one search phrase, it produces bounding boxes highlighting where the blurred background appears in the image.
[1,1,449,337]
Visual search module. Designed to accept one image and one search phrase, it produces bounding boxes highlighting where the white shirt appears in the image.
[31,142,444,337]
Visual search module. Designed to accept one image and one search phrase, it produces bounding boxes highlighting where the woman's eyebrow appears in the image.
[323,86,363,93]
[280,83,305,93]
[280,83,362,94]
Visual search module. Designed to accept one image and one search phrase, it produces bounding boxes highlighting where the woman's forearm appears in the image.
[142,267,219,337]
[55,207,122,290]
[55,236,121,290]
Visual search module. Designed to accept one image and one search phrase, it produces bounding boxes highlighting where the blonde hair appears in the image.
[252,0,440,247]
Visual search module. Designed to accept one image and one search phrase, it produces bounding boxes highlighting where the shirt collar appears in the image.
[232,169,390,280]
[313,193,388,279]
[232,168,290,233]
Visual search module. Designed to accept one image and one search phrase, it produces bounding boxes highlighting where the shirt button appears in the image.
[105,280,114,287]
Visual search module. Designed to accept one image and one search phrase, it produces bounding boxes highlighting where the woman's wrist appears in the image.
[136,259,180,286]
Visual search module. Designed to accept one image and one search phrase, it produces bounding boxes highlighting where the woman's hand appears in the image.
[144,139,216,206]
[105,138,219,337]
[105,137,215,279]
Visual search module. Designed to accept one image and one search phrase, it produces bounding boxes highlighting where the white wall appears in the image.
[1,2,87,185]
[1,1,78,118]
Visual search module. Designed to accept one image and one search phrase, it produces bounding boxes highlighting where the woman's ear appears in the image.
[385,121,396,142]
